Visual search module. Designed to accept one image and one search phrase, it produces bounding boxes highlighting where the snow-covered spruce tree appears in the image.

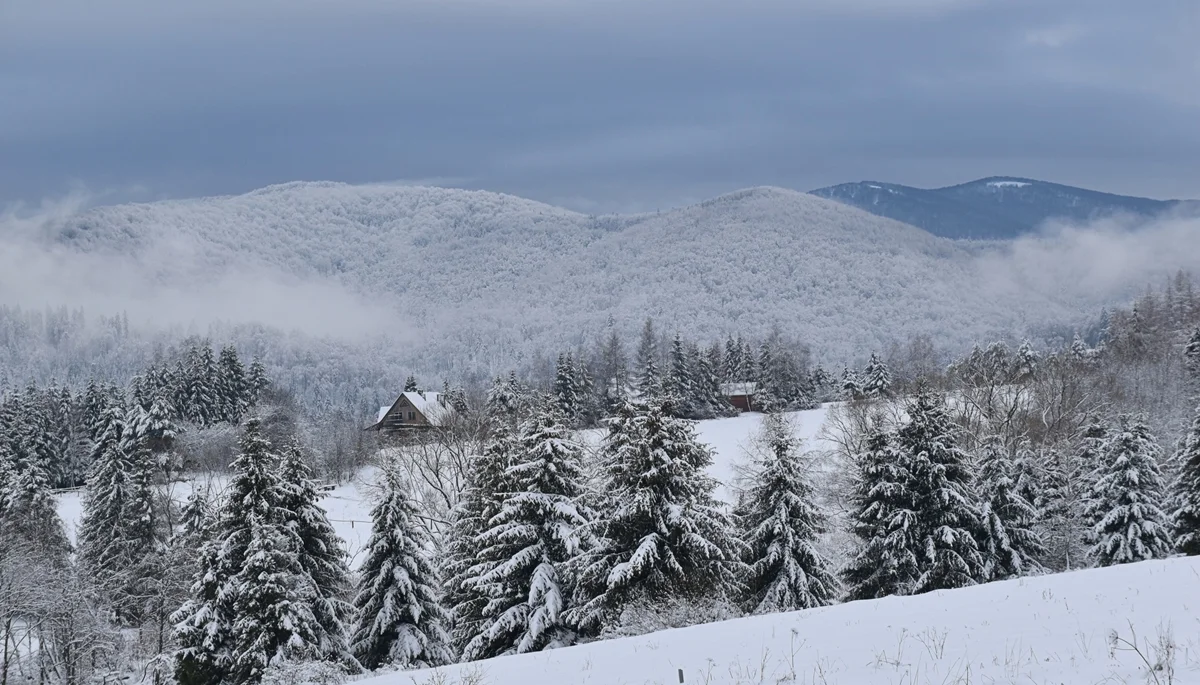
[444,409,520,658]
[1085,415,1173,566]
[635,318,660,400]
[842,427,919,601]
[276,442,356,664]
[350,461,452,671]
[664,335,695,417]
[976,438,1045,581]
[1185,326,1200,389]
[568,399,740,634]
[1171,402,1200,555]
[217,345,249,425]
[182,343,220,427]
[553,353,580,426]
[840,366,863,400]
[861,353,892,399]
[79,406,134,584]
[404,375,419,393]
[463,401,592,659]
[737,413,837,614]
[174,418,327,685]
[898,392,986,593]
[247,357,269,407]
[755,342,783,413]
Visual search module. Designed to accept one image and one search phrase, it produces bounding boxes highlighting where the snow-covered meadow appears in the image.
[364,557,1200,685]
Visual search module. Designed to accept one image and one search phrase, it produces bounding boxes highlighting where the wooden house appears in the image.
[367,391,455,432]
[720,382,758,412]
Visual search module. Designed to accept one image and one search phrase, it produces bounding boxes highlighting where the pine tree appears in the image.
[444,413,519,659]
[1085,415,1173,566]
[217,345,249,424]
[1171,403,1200,555]
[404,375,419,393]
[976,438,1045,580]
[723,336,743,383]
[464,403,592,658]
[840,366,862,400]
[1186,327,1200,391]
[553,353,580,426]
[276,443,356,665]
[598,327,628,409]
[663,335,695,417]
[79,406,135,585]
[247,357,269,407]
[842,428,919,601]
[569,400,739,634]
[184,343,219,427]
[862,353,892,399]
[755,342,782,412]
[737,413,837,614]
[174,419,326,685]
[635,318,660,399]
[351,461,452,671]
[898,392,986,593]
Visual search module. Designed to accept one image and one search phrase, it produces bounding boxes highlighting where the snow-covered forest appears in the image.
[3,265,1200,685]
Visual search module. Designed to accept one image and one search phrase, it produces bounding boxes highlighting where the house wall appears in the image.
[379,396,429,429]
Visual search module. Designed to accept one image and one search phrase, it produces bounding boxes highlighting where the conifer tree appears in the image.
[174,419,327,685]
[635,318,660,399]
[862,353,892,399]
[840,366,862,400]
[755,342,783,412]
[553,353,580,425]
[404,375,419,393]
[976,438,1045,580]
[897,392,986,593]
[737,413,837,614]
[184,343,219,427]
[1085,415,1173,566]
[569,400,739,634]
[247,357,269,407]
[444,410,519,658]
[723,335,743,383]
[598,328,628,409]
[664,335,694,417]
[276,443,356,664]
[1186,327,1200,392]
[1171,402,1200,555]
[842,428,919,601]
[351,462,452,671]
[217,345,249,424]
[79,406,135,586]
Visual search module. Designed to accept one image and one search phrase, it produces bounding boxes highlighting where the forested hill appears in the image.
[41,182,1094,373]
[810,176,1190,239]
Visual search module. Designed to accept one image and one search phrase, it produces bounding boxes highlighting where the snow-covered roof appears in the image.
[376,405,391,423]
[402,391,454,426]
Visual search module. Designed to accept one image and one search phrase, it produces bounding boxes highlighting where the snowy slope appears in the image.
[365,558,1200,685]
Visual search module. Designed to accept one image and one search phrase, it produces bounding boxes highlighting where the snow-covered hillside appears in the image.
[38,182,1100,369]
[363,557,1200,685]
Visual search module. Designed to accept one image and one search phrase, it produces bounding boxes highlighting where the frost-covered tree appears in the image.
[840,366,863,400]
[898,392,986,593]
[663,335,694,417]
[444,412,519,658]
[217,345,249,424]
[842,428,919,601]
[861,353,892,399]
[1085,415,1173,567]
[1172,403,1200,555]
[598,327,628,409]
[79,407,135,585]
[463,402,591,659]
[276,443,355,664]
[976,438,1044,580]
[569,400,739,634]
[553,353,580,426]
[737,413,837,614]
[635,318,660,399]
[351,462,452,671]
[1185,326,1200,388]
[183,343,220,427]
[174,419,331,685]
[247,357,269,407]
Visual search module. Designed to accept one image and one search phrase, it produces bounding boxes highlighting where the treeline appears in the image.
[0,341,268,489]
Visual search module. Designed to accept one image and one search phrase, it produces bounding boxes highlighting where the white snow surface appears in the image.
[987,181,1033,188]
[362,557,1200,685]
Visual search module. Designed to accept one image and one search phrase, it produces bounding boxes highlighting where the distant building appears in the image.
[367,391,455,432]
[720,382,758,412]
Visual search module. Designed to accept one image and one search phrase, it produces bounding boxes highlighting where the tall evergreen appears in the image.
[598,327,628,409]
[553,353,580,426]
[351,462,452,670]
[174,419,326,685]
[184,343,219,427]
[569,400,739,634]
[840,366,862,400]
[862,353,892,399]
[737,413,837,614]
[635,318,660,399]
[217,345,249,424]
[842,428,919,601]
[1085,415,1173,566]
[404,375,419,393]
[444,410,519,659]
[1185,326,1200,388]
[1171,402,1200,555]
[79,406,134,585]
[897,392,986,593]
[276,443,356,664]
[976,438,1045,580]
[464,403,591,659]
[247,357,269,407]
[664,335,694,417]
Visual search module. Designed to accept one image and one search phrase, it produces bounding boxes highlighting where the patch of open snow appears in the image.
[364,557,1200,685]
[987,181,1032,188]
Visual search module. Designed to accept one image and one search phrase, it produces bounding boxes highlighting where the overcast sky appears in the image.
[2,0,1197,213]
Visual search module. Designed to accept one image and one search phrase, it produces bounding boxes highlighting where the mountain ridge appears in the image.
[810,176,1189,239]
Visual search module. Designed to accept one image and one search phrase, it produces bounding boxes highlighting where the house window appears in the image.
[408,411,416,420]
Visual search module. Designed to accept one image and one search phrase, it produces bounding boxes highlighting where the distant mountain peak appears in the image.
[810,177,1186,240]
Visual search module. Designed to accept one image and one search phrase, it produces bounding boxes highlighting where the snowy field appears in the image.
[363,558,1200,685]
[55,406,835,567]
